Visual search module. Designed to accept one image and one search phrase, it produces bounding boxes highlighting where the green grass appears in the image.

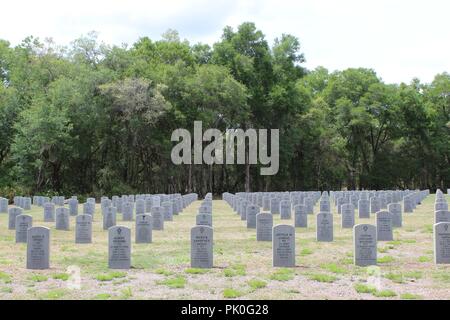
[223,264,246,277]
[418,256,432,262]
[387,240,402,246]
[373,290,397,298]
[157,276,187,288]
[28,274,48,282]
[433,272,450,283]
[378,247,389,253]
[307,273,337,283]
[120,287,133,299]
[1,287,12,293]
[320,263,346,274]
[185,268,209,274]
[93,293,112,300]
[52,273,69,281]
[95,271,127,282]
[404,271,422,280]
[377,256,395,264]
[400,293,422,300]
[223,288,244,299]
[248,279,267,290]
[422,225,433,233]
[42,289,66,299]
[354,283,377,294]
[270,268,295,281]
[300,248,313,256]
[0,271,12,284]
[385,273,404,283]
[154,268,174,276]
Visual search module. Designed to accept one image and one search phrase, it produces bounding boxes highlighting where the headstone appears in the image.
[294,205,307,228]
[196,213,212,227]
[388,203,402,228]
[0,197,8,213]
[122,202,134,221]
[55,208,70,230]
[83,202,95,217]
[434,221,450,264]
[108,226,131,269]
[353,224,377,266]
[135,199,145,215]
[151,206,164,230]
[341,204,355,228]
[75,215,92,244]
[190,225,213,268]
[256,213,273,241]
[8,207,23,230]
[370,197,380,214]
[246,205,259,229]
[68,198,78,216]
[270,198,280,215]
[162,201,173,221]
[358,199,370,218]
[376,211,393,241]
[279,201,291,220]
[15,214,32,243]
[26,227,50,269]
[44,202,56,222]
[272,225,295,267]
[316,212,333,242]
[435,210,450,224]
[103,206,117,230]
[135,214,152,243]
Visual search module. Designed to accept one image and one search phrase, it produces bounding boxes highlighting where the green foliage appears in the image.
[223,288,244,299]
[270,268,295,281]
[0,24,449,194]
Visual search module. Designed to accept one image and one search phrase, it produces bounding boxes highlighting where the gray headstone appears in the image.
[122,202,134,221]
[353,224,377,266]
[196,213,212,227]
[435,210,450,224]
[162,201,173,221]
[26,226,50,269]
[246,205,259,229]
[294,205,307,228]
[135,214,152,243]
[256,213,273,241]
[103,206,117,230]
[135,199,145,215]
[280,201,291,220]
[388,203,402,228]
[341,204,355,228]
[151,206,164,230]
[316,212,333,242]
[44,202,55,222]
[370,197,381,214]
[320,200,330,213]
[190,225,213,268]
[358,199,370,218]
[434,222,450,264]
[68,199,78,216]
[272,224,295,267]
[55,208,70,230]
[15,214,32,243]
[83,202,95,217]
[376,211,393,241]
[0,197,8,213]
[8,207,23,230]
[75,214,92,244]
[270,198,280,214]
[108,226,131,269]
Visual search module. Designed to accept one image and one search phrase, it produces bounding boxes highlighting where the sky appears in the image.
[1,0,449,84]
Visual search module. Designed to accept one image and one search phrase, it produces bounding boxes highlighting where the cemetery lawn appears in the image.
[0,194,449,300]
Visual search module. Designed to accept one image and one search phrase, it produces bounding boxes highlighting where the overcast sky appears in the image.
[1,0,449,84]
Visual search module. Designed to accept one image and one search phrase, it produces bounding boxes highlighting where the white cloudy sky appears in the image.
[1,0,449,84]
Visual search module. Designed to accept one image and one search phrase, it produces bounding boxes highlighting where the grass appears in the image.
[248,279,267,290]
[377,256,395,264]
[270,268,295,281]
[93,293,112,300]
[223,288,244,299]
[154,268,174,276]
[354,283,377,294]
[52,273,69,281]
[28,274,48,282]
[307,273,337,283]
[157,276,187,288]
[120,287,133,299]
[0,271,12,284]
[224,264,246,277]
[418,256,432,262]
[400,293,422,300]
[185,268,209,275]
[432,272,450,283]
[320,263,346,274]
[95,271,126,282]
[300,248,313,256]
[42,289,66,300]
[1,287,12,293]
[385,273,404,283]
[404,271,422,280]
[372,289,397,298]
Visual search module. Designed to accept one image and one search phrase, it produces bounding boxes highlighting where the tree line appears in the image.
[0,22,449,197]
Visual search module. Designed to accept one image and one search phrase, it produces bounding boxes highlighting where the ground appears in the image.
[0,194,449,300]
